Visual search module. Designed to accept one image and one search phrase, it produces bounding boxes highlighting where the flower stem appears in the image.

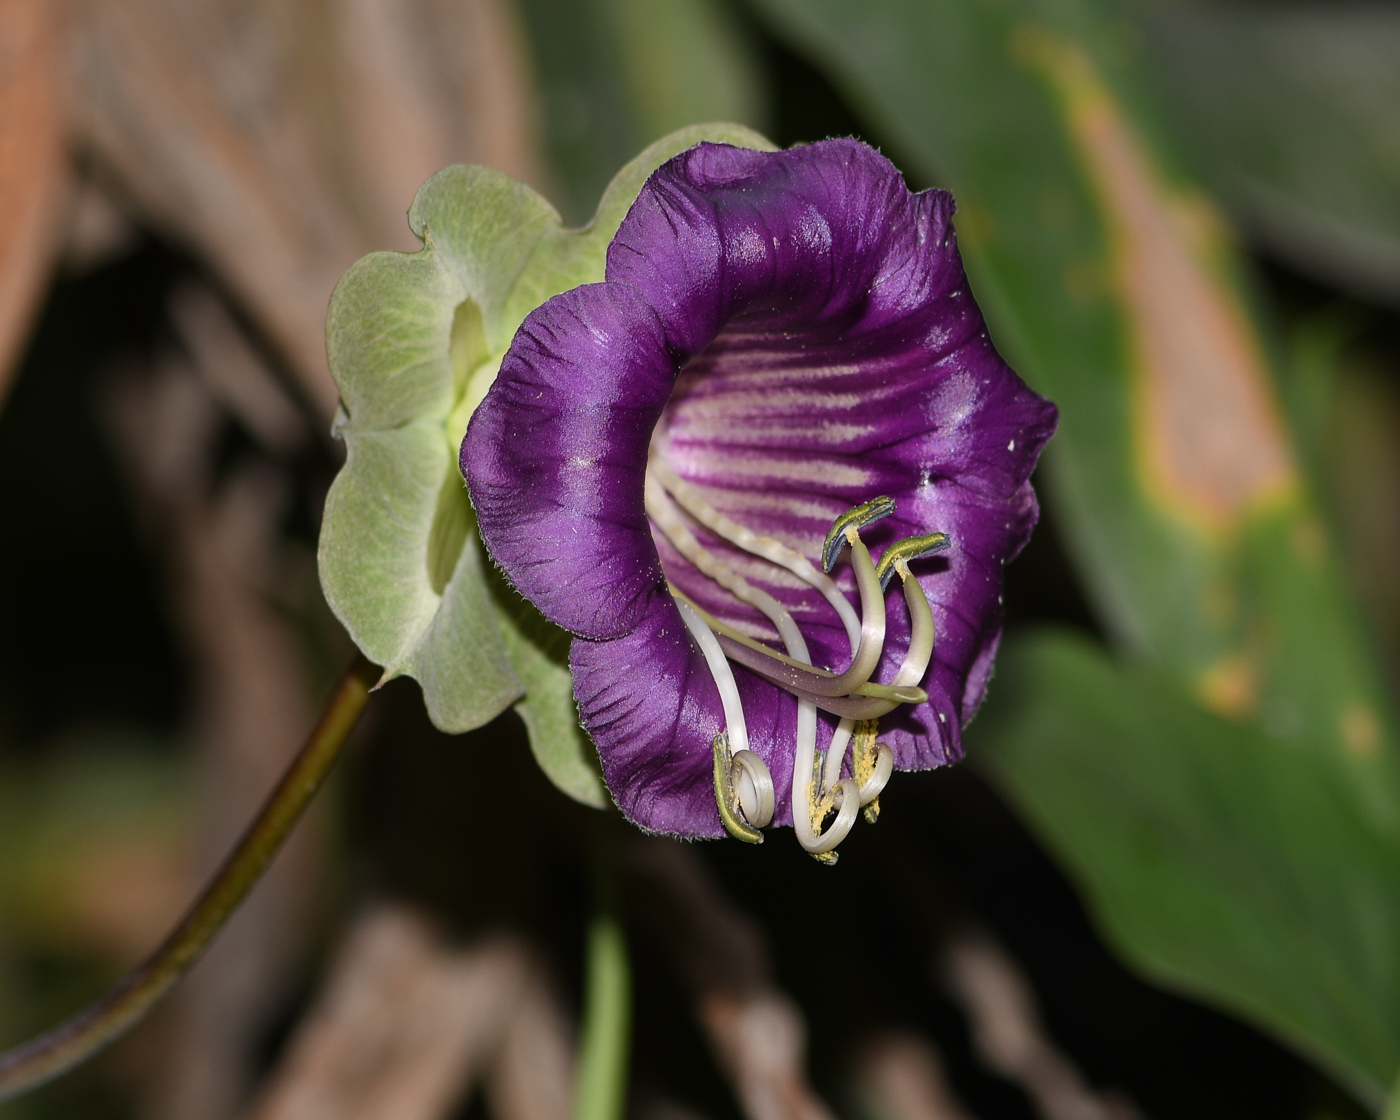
[0,654,378,1103]
[571,823,631,1120]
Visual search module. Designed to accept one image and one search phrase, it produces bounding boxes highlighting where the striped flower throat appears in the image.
[643,448,950,864]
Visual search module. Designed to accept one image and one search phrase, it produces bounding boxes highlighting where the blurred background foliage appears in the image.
[0,1,1397,1119]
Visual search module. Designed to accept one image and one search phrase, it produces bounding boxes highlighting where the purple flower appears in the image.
[463,140,1056,856]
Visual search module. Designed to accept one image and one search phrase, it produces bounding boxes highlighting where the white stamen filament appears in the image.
[649,476,834,851]
[674,600,775,829]
[826,557,934,798]
[674,598,750,756]
[649,453,862,651]
[651,449,868,803]
[822,719,855,794]
[859,745,894,805]
[891,559,935,688]
[645,449,941,858]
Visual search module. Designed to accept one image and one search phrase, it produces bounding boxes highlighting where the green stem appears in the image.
[571,826,632,1120]
[0,654,378,1103]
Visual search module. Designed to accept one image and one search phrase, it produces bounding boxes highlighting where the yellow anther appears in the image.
[852,720,885,824]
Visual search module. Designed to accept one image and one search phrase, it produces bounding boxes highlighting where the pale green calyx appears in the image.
[317,124,777,809]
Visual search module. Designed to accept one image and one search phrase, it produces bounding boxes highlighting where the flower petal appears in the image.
[569,595,800,837]
[465,139,1058,834]
[465,282,675,640]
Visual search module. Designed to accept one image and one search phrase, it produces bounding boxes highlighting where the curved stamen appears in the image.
[891,558,935,689]
[834,526,889,692]
[821,496,895,573]
[732,748,776,827]
[649,470,888,697]
[648,453,862,652]
[798,772,860,857]
[711,734,762,843]
[825,543,943,794]
[711,733,767,840]
[656,481,816,840]
[838,558,932,806]
[678,598,778,832]
[821,556,931,790]
[875,532,950,591]
[712,630,923,703]
[675,598,751,756]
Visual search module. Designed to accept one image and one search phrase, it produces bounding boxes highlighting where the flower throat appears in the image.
[644,446,949,863]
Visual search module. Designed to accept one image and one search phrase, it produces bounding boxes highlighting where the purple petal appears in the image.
[569,596,799,837]
[465,139,1057,836]
[465,283,673,640]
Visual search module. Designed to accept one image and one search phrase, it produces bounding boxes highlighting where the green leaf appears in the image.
[572,912,632,1120]
[973,631,1400,1107]
[1145,6,1400,307]
[747,0,1396,781]
[751,0,1400,1088]
[516,0,770,223]
[754,0,1400,806]
[605,0,767,147]
[319,124,774,802]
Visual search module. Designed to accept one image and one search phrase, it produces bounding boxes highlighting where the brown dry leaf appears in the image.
[67,0,541,420]
[169,281,307,453]
[698,991,838,1120]
[942,932,1143,1120]
[105,347,324,1120]
[853,1033,976,1120]
[486,963,577,1120]
[242,905,533,1120]
[628,840,837,1120]
[0,0,67,402]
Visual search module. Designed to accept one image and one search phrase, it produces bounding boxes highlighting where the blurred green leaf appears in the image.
[319,124,775,803]
[974,631,1400,1105]
[1324,348,1400,690]
[747,0,1396,791]
[1145,5,1400,308]
[750,0,1400,1093]
[0,735,189,1120]
[0,735,188,948]
[516,0,769,223]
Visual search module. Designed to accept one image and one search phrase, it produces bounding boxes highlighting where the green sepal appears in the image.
[318,123,775,805]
